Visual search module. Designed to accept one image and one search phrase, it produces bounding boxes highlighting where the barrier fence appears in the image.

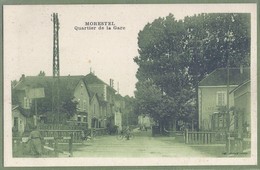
[13,127,108,157]
[183,130,251,154]
[227,133,251,154]
[40,130,82,143]
[184,130,218,144]
[12,135,73,157]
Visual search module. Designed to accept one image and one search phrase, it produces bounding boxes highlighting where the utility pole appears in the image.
[52,13,60,124]
[225,16,235,153]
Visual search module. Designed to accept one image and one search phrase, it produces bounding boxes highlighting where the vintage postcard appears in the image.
[3,3,257,167]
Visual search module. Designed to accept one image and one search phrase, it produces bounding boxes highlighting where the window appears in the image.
[211,112,226,130]
[77,99,81,110]
[14,117,18,128]
[77,116,81,122]
[216,91,226,106]
[83,116,87,122]
[83,100,87,111]
[23,97,31,109]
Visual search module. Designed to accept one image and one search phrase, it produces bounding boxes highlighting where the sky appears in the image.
[4,4,256,97]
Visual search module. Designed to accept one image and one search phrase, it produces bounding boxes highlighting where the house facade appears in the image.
[12,106,27,135]
[231,80,251,136]
[82,73,117,128]
[72,79,90,127]
[90,93,101,128]
[198,68,250,131]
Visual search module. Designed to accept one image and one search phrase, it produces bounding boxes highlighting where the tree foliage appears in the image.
[134,13,250,129]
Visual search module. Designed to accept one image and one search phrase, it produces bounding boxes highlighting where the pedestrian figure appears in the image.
[125,126,130,140]
[28,126,42,157]
[81,129,86,140]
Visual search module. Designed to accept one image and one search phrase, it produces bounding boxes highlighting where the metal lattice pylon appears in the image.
[52,13,60,123]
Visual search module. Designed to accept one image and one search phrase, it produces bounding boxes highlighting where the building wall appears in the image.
[12,109,27,134]
[88,84,116,125]
[90,95,100,128]
[74,80,90,127]
[114,111,122,130]
[88,84,106,100]
[198,86,237,130]
[74,80,90,112]
[16,90,32,109]
[99,105,107,127]
[234,82,250,135]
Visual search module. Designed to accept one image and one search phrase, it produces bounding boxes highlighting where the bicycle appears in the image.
[117,130,134,140]
[81,129,97,143]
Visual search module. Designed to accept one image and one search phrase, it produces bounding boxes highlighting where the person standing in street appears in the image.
[29,126,43,157]
[125,126,130,140]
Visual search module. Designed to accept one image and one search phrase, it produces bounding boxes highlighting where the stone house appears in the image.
[71,79,90,127]
[198,67,250,131]
[82,73,117,128]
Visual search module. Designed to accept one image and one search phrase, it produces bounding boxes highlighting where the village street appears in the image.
[71,129,225,157]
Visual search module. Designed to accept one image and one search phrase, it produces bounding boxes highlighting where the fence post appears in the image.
[69,133,73,157]
[54,138,58,157]
[227,133,231,154]
[185,129,189,144]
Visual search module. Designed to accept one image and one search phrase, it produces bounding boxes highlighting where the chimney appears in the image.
[117,82,119,94]
[19,74,25,81]
[109,79,114,88]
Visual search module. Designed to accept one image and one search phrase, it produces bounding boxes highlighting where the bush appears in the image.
[107,125,118,135]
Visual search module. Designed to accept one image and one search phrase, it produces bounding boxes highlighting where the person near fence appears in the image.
[125,126,130,140]
[28,126,43,157]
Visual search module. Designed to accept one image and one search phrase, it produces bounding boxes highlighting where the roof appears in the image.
[199,67,250,86]
[12,105,31,117]
[230,80,250,94]
[13,74,117,101]
[83,73,117,92]
[15,76,84,91]
[84,73,107,85]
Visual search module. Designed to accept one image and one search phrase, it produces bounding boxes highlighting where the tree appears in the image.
[11,80,19,105]
[60,97,78,119]
[134,14,195,130]
[183,13,250,87]
[183,13,250,131]
[134,13,250,132]
[38,71,46,77]
[123,95,138,125]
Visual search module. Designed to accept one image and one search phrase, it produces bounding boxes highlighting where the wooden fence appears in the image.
[38,123,84,130]
[13,135,73,157]
[184,130,251,154]
[227,133,251,154]
[184,130,226,144]
[39,128,107,143]
[40,130,82,143]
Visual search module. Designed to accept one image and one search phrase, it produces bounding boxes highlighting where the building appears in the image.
[230,80,250,136]
[198,67,250,131]
[12,72,119,130]
[76,73,118,128]
[12,75,83,124]
[71,79,91,127]
[114,94,125,130]
[12,105,34,136]
[138,114,152,130]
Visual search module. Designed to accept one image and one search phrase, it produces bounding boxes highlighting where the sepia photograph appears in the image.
[3,3,257,167]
